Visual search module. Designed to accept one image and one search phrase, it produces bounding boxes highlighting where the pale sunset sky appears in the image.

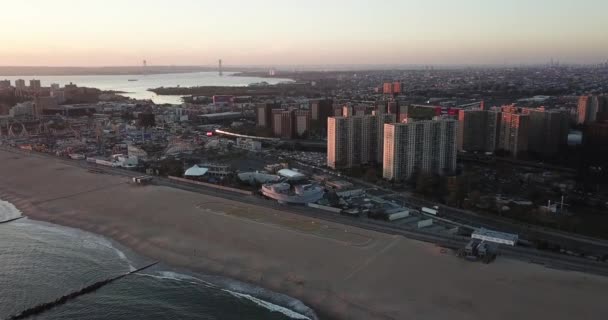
[1,0,607,66]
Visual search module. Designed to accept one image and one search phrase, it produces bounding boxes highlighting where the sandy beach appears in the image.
[1,149,608,320]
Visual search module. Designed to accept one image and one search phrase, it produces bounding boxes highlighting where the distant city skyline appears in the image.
[1,0,608,66]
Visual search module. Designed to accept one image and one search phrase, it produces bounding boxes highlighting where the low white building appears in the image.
[185,165,209,177]
[112,154,139,168]
[236,138,262,152]
[277,168,306,181]
[471,228,518,246]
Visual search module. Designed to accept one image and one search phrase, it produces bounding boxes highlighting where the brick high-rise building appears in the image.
[382,81,402,95]
[29,79,41,91]
[523,107,569,156]
[0,80,10,89]
[383,82,393,94]
[310,99,333,128]
[383,119,458,181]
[374,113,397,163]
[392,81,402,94]
[457,109,501,153]
[577,96,596,124]
[498,108,529,157]
[256,102,280,128]
[15,79,26,90]
[577,95,608,124]
[272,109,294,139]
[294,110,311,137]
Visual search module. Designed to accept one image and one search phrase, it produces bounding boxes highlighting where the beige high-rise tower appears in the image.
[327,113,395,169]
[383,119,457,181]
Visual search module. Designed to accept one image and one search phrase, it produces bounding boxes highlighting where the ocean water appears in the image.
[0,72,293,104]
[0,200,316,320]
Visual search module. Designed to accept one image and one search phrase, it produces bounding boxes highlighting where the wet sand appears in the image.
[1,149,608,320]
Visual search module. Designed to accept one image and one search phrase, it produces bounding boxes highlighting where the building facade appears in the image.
[374,113,397,163]
[15,79,26,90]
[310,98,333,127]
[256,102,280,128]
[294,110,311,137]
[577,95,597,124]
[498,109,529,157]
[29,79,41,91]
[383,119,458,181]
[523,107,569,156]
[327,113,395,169]
[272,109,294,139]
[457,109,501,153]
[577,95,608,125]
[327,117,348,169]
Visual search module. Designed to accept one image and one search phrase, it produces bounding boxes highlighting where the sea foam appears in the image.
[0,199,22,221]
[136,270,318,320]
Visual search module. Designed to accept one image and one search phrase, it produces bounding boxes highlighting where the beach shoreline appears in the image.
[2,149,608,320]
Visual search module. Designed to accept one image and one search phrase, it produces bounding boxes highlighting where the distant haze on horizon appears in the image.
[2,0,607,67]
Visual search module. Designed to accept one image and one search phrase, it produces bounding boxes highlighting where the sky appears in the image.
[1,0,607,66]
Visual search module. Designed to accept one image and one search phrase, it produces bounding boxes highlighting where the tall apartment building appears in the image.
[498,109,529,157]
[383,119,458,181]
[294,110,311,137]
[374,113,397,163]
[382,81,402,95]
[577,95,608,124]
[310,99,333,127]
[341,105,353,117]
[457,109,501,152]
[15,79,26,90]
[577,96,597,124]
[327,117,346,169]
[384,101,393,114]
[523,107,569,156]
[333,105,343,117]
[0,80,10,89]
[327,113,395,169]
[341,104,370,118]
[272,109,294,139]
[256,102,280,128]
[29,79,41,90]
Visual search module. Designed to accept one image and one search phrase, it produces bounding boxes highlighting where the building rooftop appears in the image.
[472,228,518,245]
[184,165,208,177]
[277,168,306,179]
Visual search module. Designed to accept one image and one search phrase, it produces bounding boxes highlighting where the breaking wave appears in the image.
[137,270,318,320]
[0,200,21,221]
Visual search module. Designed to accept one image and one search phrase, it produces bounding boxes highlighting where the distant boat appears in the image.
[128,79,138,82]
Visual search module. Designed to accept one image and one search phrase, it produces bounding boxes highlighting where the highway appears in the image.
[3,145,608,277]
